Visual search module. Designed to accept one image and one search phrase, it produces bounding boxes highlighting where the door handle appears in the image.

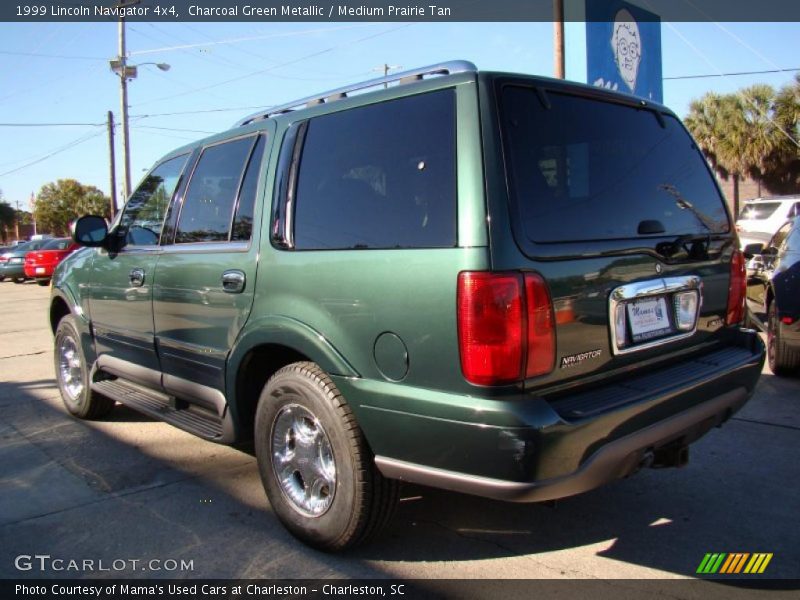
[222,270,246,294]
[129,268,145,287]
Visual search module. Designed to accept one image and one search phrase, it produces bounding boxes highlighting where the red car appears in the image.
[23,238,80,285]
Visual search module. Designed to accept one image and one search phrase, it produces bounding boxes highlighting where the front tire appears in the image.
[54,315,115,419]
[254,362,399,551]
[767,302,800,376]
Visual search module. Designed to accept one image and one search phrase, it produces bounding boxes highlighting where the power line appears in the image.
[131,106,266,118]
[135,125,217,134]
[0,49,105,60]
[129,23,373,56]
[665,67,800,80]
[0,130,105,177]
[0,122,106,127]
[133,23,414,108]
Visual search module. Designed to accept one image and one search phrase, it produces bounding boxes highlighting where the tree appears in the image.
[33,179,110,236]
[685,81,800,214]
[685,93,745,215]
[765,74,800,193]
[0,197,15,243]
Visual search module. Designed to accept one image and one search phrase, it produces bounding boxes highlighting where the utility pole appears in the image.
[118,16,132,201]
[111,1,168,204]
[373,63,402,88]
[30,192,37,237]
[14,200,20,241]
[107,110,117,218]
[553,0,565,79]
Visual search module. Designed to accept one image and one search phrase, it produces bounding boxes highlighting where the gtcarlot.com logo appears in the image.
[696,552,773,575]
[14,554,194,573]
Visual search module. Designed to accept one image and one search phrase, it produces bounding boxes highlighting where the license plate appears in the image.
[35,267,46,274]
[627,297,672,342]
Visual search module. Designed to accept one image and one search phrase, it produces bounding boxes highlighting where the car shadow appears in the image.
[1,377,797,584]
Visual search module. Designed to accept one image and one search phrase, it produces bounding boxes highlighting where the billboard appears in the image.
[586,0,663,103]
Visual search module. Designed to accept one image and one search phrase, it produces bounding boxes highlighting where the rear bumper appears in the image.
[375,387,746,502]
[339,328,765,502]
[24,264,54,278]
[0,263,25,278]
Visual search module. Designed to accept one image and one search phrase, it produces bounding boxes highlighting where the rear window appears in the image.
[499,85,730,243]
[739,202,781,221]
[41,238,70,250]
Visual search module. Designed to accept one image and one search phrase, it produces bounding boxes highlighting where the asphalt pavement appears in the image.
[0,281,798,590]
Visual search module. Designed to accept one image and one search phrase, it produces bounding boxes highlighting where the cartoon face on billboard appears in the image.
[611,9,641,92]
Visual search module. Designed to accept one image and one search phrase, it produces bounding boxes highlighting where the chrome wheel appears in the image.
[58,334,84,402]
[270,403,336,517]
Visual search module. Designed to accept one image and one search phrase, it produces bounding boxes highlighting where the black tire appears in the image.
[37,279,50,286]
[767,302,800,376]
[54,314,115,419]
[254,361,399,551]
[13,277,25,284]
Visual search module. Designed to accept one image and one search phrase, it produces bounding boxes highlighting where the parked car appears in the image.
[736,196,800,245]
[744,219,800,375]
[51,61,764,551]
[0,239,51,283]
[23,237,80,286]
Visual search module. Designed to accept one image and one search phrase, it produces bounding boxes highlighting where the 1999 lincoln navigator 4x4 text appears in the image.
[50,61,765,550]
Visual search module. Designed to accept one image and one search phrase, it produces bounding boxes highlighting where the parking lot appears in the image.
[0,281,798,585]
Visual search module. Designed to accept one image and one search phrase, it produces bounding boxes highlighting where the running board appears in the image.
[92,379,226,441]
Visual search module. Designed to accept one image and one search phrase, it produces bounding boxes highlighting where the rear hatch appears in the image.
[482,75,742,390]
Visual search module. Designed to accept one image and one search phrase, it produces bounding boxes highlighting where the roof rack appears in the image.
[235,60,477,127]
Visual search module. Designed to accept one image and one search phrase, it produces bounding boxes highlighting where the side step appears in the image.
[92,379,224,440]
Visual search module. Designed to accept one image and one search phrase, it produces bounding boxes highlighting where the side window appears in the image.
[792,202,800,219]
[119,154,188,247]
[771,222,792,251]
[292,89,456,250]
[176,137,255,244]
[231,135,266,242]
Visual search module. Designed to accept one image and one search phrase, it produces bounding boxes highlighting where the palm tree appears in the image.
[767,75,800,193]
[736,85,778,198]
[685,92,744,216]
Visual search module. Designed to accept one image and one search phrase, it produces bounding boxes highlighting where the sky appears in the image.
[0,19,799,213]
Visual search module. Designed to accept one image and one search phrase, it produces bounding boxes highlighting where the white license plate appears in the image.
[35,267,46,274]
[627,297,672,342]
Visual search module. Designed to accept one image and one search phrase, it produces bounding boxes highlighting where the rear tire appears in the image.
[54,314,115,419]
[767,302,800,376]
[254,362,399,551]
[37,279,50,286]
[13,277,25,284]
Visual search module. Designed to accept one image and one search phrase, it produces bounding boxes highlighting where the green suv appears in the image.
[51,61,765,550]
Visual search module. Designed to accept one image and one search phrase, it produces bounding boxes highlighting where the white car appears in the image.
[736,196,800,246]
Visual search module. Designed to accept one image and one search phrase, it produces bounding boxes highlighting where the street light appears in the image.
[110,19,171,201]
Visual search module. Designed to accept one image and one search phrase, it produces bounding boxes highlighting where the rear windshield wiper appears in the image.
[656,233,713,260]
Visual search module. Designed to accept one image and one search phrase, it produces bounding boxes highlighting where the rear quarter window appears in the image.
[291,89,457,250]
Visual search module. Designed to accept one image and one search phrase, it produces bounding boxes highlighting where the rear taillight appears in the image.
[726,250,746,325]
[524,273,556,378]
[457,272,555,386]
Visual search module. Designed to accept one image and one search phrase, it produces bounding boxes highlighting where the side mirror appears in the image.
[742,243,764,259]
[71,215,109,247]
